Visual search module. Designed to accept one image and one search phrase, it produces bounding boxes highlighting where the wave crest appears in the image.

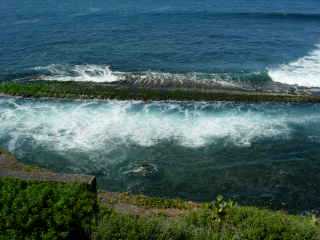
[269,44,320,87]
[34,64,119,83]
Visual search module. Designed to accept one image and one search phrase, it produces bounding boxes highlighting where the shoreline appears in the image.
[1,147,320,240]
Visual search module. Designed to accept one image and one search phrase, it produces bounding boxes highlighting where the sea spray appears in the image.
[269,44,320,87]
[31,64,271,89]
[34,64,119,82]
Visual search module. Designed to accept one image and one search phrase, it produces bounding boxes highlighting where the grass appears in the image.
[1,178,319,239]
[102,191,195,210]
[1,80,320,103]
[94,196,320,240]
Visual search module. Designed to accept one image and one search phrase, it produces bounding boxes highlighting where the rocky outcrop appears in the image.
[1,80,320,103]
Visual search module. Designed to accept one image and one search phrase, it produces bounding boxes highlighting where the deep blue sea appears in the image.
[1,0,320,86]
[1,0,320,213]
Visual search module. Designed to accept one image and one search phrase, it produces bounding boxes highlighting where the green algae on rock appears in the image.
[1,80,320,103]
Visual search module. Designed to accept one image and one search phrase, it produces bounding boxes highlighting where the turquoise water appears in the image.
[1,97,320,212]
[1,0,320,212]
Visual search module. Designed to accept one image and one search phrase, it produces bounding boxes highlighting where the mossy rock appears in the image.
[1,80,320,103]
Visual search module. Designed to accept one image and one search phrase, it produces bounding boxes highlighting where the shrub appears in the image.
[1,177,319,240]
[185,197,320,240]
[0,178,97,240]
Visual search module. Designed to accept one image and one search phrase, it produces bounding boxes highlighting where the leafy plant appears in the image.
[0,178,97,240]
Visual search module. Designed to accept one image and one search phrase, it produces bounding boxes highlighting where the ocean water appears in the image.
[1,98,320,212]
[1,0,320,212]
[1,0,320,87]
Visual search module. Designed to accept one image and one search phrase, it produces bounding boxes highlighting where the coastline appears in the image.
[1,148,319,239]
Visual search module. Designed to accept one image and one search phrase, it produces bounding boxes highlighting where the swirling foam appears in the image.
[269,44,320,87]
[1,98,315,154]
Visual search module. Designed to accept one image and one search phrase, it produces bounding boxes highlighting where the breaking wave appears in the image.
[31,64,274,89]
[34,64,119,82]
[0,97,318,154]
[269,44,320,87]
[26,54,320,89]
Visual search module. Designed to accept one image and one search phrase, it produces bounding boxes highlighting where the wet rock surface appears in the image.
[123,163,159,178]
[2,79,320,103]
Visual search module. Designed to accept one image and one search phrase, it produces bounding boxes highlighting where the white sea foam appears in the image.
[33,64,241,87]
[34,64,119,82]
[0,98,315,154]
[269,44,320,87]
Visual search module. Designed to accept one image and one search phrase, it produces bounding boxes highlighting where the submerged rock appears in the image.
[124,163,159,178]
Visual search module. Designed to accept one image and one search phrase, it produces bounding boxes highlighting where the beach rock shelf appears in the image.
[1,80,320,103]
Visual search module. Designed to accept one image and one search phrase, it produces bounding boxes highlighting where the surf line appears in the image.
[269,44,320,88]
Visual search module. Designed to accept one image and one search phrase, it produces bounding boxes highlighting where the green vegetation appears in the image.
[1,80,320,103]
[1,178,319,239]
[0,178,97,240]
[95,196,320,240]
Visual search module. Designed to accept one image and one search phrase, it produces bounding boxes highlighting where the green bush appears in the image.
[0,178,97,240]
